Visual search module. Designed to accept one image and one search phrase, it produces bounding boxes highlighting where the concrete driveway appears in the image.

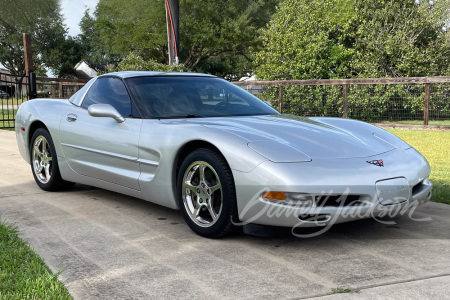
[0,130,449,299]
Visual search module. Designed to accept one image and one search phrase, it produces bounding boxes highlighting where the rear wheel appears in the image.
[30,128,73,191]
[177,148,240,238]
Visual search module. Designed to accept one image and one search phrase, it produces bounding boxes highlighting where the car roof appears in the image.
[99,71,216,79]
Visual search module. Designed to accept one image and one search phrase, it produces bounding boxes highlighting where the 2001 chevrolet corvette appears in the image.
[15,71,432,237]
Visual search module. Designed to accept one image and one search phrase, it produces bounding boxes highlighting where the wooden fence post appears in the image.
[278,85,283,113]
[424,83,430,126]
[342,84,348,118]
[23,33,33,76]
[23,33,37,99]
[59,83,63,99]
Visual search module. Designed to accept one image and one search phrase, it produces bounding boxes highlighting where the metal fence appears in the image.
[0,73,88,129]
[234,77,450,125]
[0,71,28,129]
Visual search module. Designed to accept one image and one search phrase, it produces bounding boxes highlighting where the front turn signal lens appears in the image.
[262,192,315,206]
[262,191,286,201]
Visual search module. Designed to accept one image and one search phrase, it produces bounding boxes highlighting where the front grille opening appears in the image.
[315,195,362,207]
[298,214,330,222]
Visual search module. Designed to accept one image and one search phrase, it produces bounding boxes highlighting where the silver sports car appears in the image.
[15,71,432,238]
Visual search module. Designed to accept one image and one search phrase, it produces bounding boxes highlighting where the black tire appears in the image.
[177,148,240,238]
[30,128,74,191]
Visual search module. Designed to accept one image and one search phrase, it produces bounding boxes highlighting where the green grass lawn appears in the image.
[381,120,450,126]
[0,109,17,130]
[1,97,26,106]
[0,221,72,299]
[388,129,450,204]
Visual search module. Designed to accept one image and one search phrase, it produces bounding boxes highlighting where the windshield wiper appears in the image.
[157,114,204,119]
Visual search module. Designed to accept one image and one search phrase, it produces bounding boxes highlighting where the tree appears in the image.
[78,9,105,63]
[254,0,450,80]
[44,36,85,78]
[94,0,168,63]
[254,0,450,120]
[178,0,279,77]
[255,0,356,80]
[351,0,450,77]
[0,0,68,77]
[78,9,96,59]
[91,0,280,78]
[108,51,187,73]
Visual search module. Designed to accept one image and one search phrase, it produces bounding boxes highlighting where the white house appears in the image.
[238,74,263,95]
[74,60,100,79]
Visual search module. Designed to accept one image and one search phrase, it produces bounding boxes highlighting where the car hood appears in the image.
[191,115,397,160]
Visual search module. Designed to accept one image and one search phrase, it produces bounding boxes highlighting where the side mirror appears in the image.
[88,104,125,123]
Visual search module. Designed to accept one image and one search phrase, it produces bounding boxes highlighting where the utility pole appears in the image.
[165,0,179,65]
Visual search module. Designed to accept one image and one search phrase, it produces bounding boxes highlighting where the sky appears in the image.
[60,0,99,37]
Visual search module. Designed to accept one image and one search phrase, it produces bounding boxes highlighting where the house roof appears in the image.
[74,59,118,79]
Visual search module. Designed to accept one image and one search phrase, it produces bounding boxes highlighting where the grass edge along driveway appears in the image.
[0,220,72,299]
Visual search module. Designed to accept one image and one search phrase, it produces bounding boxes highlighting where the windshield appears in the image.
[125,76,279,118]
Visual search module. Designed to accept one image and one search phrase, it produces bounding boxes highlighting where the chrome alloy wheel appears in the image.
[32,135,53,184]
[182,161,223,227]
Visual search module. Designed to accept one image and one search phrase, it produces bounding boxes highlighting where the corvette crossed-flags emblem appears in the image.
[366,159,384,167]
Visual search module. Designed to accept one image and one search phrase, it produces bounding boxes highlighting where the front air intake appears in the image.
[315,195,362,207]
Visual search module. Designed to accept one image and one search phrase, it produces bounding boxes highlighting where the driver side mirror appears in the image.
[88,104,125,123]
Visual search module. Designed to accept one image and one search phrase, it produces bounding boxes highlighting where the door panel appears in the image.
[59,106,142,190]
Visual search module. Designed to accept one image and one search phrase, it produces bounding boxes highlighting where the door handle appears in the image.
[66,113,78,122]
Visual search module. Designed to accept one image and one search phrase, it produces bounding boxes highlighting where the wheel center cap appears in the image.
[198,181,209,203]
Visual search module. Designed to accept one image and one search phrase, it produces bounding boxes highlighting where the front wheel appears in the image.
[177,148,240,238]
[30,128,73,191]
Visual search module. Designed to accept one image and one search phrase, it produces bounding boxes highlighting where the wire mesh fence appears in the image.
[254,85,344,118]
[430,83,450,121]
[235,77,450,125]
[346,84,425,122]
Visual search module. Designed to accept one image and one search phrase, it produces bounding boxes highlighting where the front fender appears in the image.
[15,99,72,164]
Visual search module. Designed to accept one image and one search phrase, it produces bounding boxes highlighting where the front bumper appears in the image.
[233,147,432,227]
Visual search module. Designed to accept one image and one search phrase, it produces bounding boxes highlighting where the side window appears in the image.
[81,77,132,117]
[69,77,96,106]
